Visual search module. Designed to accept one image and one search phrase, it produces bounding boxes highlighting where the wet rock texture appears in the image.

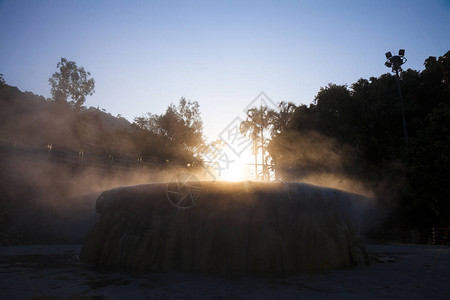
[80,181,369,274]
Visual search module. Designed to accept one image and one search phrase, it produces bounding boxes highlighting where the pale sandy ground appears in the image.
[0,243,449,299]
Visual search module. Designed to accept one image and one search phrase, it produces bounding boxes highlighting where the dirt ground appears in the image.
[0,243,449,299]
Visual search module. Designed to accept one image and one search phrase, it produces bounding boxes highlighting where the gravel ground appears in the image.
[0,243,449,299]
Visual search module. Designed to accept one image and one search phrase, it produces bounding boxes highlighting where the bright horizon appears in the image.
[1,0,450,180]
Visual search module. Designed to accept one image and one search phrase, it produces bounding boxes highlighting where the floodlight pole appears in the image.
[394,68,409,143]
[385,50,409,143]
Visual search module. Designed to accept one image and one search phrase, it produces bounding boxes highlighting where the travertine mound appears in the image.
[80,181,370,274]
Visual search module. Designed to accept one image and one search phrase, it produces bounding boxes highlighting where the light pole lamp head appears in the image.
[385,49,407,73]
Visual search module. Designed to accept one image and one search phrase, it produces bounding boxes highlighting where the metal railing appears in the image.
[368,227,450,245]
[0,137,166,173]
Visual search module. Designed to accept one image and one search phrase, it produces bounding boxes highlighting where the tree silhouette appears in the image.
[0,74,5,90]
[49,58,95,110]
[268,50,450,227]
[133,97,205,165]
[270,101,296,136]
[240,106,274,181]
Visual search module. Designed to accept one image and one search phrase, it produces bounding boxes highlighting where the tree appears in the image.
[404,102,450,226]
[240,106,274,181]
[267,50,450,227]
[270,101,296,137]
[0,73,5,90]
[49,58,95,110]
[133,98,205,164]
[147,98,204,152]
[314,83,357,141]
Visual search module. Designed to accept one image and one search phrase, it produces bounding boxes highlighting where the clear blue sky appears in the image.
[1,0,450,142]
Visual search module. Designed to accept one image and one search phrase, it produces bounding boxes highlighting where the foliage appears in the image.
[133,97,205,165]
[404,102,450,225]
[49,58,95,110]
[0,73,5,90]
[268,50,450,226]
[2,50,450,227]
[2,58,206,167]
[270,101,296,136]
[240,106,275,181]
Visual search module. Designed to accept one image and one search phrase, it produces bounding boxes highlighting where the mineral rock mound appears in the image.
[80,181,370,274]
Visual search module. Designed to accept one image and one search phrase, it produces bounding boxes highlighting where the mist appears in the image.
[269,129,407,233]
[0,86,383,245]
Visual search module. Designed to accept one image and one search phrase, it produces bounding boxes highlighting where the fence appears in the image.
[368,227,450,245]
[0,138,167,173]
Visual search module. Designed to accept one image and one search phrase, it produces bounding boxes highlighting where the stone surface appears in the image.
[2,243,450,299]
[80,181,370,274]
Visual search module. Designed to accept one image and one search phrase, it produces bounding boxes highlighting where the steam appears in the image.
[0,151,214,245]
[271,130,371,194]
[268,129,408,233]
[0,87,397,245]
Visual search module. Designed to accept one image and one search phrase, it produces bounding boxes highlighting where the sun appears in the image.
[218,159,248,181]
[200,145,253,182]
